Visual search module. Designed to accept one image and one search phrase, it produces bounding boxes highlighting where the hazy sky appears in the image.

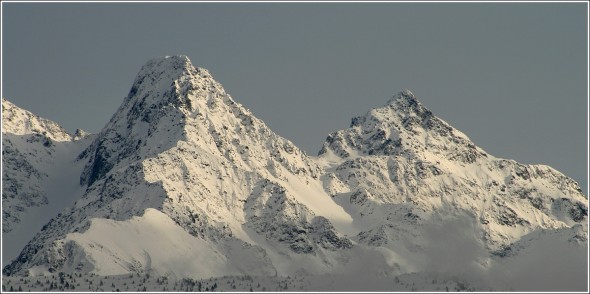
[2,2,588,192]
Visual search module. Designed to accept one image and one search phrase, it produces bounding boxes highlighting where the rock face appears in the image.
[2,56,587,289]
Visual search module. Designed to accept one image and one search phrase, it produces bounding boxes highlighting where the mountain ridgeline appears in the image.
[2,55,587,291]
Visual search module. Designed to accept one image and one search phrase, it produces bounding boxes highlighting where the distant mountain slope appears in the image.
[2,99,92,265]
[2,98,73,142]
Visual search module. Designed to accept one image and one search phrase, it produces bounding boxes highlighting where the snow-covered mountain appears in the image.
[2,56,587,291]
[2,99,93,264]
[313,90,587,289]
[3,56,354,278]
[316,90,586,252]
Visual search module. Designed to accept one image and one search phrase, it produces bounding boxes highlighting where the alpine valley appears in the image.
[2,56,587,291]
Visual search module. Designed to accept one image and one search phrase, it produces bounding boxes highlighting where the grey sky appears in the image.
[2,2,588,193]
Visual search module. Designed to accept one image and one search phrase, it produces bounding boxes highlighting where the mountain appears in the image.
[2,56,587,291]
[316,90,586,252]
[313,90,587,288]
[3,56,353,278]
[2,98,68,233]
[2,99,93,264]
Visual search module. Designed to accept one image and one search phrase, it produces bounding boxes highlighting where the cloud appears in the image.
[400,214,587,291]
[486,230,588,291]
[417,216,488,275]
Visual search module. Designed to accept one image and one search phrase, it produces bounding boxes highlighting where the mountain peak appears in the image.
[131,55,194,94]
[385,89,417,105]
[126,55,216,102]
[141,55,193,74]
[1,98,72,141]
[79,55,314,188]
[79,55,217,186]
[138,55,212,80]
[385,89,424,111]
[320,90,484,162]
